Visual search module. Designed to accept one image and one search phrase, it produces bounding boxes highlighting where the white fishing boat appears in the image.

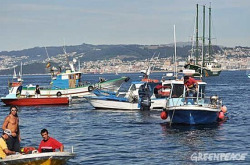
[87,81,153,110]
[0,151,75,165]
[184,4,222,77]
[6,59,130,98]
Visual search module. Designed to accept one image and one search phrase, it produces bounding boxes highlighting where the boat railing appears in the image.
[76,81,91,88]
[168,94,222,108]
[184,95,222,108]
[39,86,52,90]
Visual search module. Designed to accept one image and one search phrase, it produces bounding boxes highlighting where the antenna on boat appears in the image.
[151,52,160,72]
[17,62,23,82]
[63,39,71,71]
[13,67,17,79]
[21,62,22,76]
[44,46,50,60]
[78,60,81,72]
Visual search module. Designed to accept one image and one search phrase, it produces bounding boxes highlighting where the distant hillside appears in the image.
[0,43,223,75]
[0,62,59,75]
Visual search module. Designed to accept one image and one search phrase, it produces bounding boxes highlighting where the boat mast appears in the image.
[208,3,212,62]
[195,4,199,65]
[78,60,81,72]
[20,62,22,78]
[13,67,17,79]
[202,5,206,67]
[174,24,177,77]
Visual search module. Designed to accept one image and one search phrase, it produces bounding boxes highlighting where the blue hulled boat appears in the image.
[163,80,223,124]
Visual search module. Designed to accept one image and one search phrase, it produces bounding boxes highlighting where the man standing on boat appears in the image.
[35,85,41,98]
[2,106,21,152]
[0,129,16,159]
[38,129,64,153]
[184,76,198,103]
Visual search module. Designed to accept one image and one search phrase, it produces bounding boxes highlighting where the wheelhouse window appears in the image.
[198,84,206,98]
[69,74,74,79]
[171,84,184,98]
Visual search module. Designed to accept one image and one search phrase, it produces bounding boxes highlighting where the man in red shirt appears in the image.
[184,76,198,103]
[38,129,64,153]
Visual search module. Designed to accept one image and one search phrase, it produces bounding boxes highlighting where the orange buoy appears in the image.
[21,146,36,154]
[161,111,168,120]
[218,111,225,120]
[221,105,227,113]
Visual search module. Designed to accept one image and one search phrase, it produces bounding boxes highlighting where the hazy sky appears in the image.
[0,0,249,51]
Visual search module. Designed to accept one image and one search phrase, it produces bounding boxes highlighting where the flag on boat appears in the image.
[46,62,51,68]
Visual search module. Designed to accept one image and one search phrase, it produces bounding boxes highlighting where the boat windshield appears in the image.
[198,84,206,98]
[171,84,184,98]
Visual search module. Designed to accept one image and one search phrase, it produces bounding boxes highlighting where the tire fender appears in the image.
[88,86,94,92]
[56,91,62,97]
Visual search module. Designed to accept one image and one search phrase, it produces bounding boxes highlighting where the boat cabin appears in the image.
[51,70,83,89]
[166,80,207,107]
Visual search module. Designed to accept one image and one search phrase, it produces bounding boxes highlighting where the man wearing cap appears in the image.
[38,129,64,153]
[0,129,16,159]
[2,106,21,152]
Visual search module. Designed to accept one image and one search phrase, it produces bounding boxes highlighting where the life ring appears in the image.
[88,86,94,92]
[56,91,62,97]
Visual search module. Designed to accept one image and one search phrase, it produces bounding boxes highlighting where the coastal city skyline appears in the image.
[0,0,249,51]
[0,45,249,75]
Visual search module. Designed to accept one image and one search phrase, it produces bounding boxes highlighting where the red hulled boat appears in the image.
[1,97,69,106]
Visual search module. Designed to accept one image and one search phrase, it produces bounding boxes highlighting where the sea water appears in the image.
[0,71,249,164]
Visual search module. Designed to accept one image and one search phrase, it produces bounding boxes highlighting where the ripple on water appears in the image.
[0,71,249,164]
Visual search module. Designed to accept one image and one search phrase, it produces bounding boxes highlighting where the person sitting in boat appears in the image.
[0,129,16,159]
[38,129,64,153]
[2,106,21,152]
[184,76,198,103]
[35,85,41,98]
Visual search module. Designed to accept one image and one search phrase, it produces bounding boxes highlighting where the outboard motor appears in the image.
[139,84,151,111]
[210,95,219,106]
[140,96,151,111]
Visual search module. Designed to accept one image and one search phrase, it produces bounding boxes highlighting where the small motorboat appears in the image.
[0,151,75,165]
[161,79,225,125]
[87,81,153,110]
[1,95,69,106]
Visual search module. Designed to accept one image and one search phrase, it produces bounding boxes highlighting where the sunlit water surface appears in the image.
[0,71,249,164]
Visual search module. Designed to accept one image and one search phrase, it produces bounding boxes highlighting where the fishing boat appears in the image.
[161,78,224,125]
[7,60,130,98]
[140,68,159,83]
[0,151,75,165]
[140,54,159,83]
[184,4,222,77]
[1,96,69,106]
[87,81,153,110]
